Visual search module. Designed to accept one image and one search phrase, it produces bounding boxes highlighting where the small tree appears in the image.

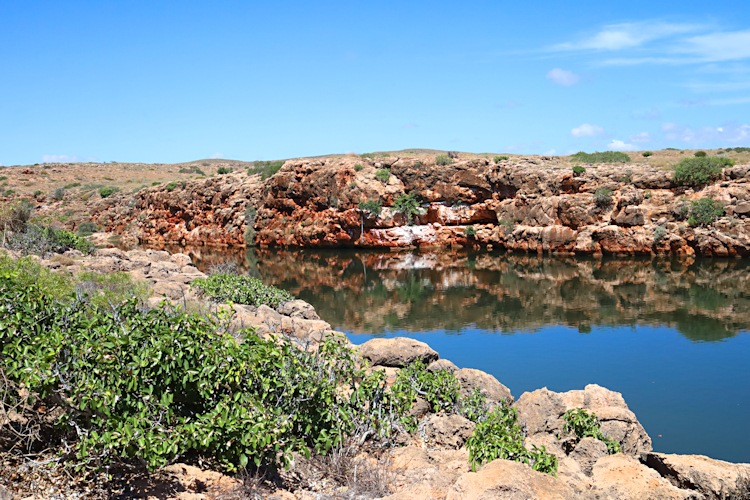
[358,200,382,243]
[393,193,425,225]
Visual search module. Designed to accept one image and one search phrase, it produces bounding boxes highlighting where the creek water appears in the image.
[178,245,750,463]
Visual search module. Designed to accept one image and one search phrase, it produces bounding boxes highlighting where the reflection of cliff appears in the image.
[175,245,750,342]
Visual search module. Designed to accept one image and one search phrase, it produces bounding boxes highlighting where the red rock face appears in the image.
[94,155,750,256]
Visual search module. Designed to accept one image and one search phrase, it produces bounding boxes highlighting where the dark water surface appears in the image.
[179,246,750,463]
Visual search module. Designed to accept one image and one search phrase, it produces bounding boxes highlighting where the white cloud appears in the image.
[571,123,604,137]
[553,21,704,52]
[630,132,652,144]
[546,68,580,86]
[662,122,750,145]
[678,30,750,62]
[42,154,78,163]
[608,139,638,151]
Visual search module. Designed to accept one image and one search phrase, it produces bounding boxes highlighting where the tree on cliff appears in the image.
[358,200,382,243]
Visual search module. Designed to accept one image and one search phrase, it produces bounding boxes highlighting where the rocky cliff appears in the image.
[91,152,750,256]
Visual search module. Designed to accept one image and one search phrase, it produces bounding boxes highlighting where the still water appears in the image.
[182,246,750,463]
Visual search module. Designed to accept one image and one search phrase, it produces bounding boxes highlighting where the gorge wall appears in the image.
[92,153,750,256]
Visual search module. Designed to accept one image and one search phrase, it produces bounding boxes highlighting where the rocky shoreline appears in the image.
[6,246,747,499]
[84,152,750,257]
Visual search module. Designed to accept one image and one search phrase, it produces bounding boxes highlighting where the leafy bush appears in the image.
[391,360,460,414]
[179,165,206,175]
[0,199,33,232]
[673,157,733,187]
[694,151,707,157]
[77,221,98,236]
[0,271,367,471]
[642,151,653,157]
[52,187,66,201]
[353,164,363,172]
[654,225,667,244]
[494,155,509,163]
[456,388,490,423]
[248,160,285,180]
[562,408,621,454]
[98,186,119,198]
[572,165,586,176]
[165,181,178,192]
[688,198,724,227]
[594,188,613,208]
[435,154,453,166]
[192,273,294,308]
[217,166,233,174]
[392,193,425,225]
[358,200,382,218]
[375,169,391,182]
[570,151,631,164]
[466,401,558,474]
[465,225,476,238]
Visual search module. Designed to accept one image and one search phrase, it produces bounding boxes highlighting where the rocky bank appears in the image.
[88,153,750,256]
[4,247,747,499]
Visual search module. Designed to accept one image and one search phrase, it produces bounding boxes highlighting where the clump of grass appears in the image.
[247,160,285,180]
[570,151,631,164]
[494,155,509,163]
[192,273,294,308]
[98,186,119,198]
[594,188,613,208]
[436,154,454,166]
[375,169,391,182]
[688,198,724,227]
[642,151,653,157]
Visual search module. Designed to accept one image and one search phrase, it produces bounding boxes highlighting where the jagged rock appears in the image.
[560,384,652,456]
[568,437,609,476]
[590,455,698,499]
[454,368,513,403]
[641,452,750,499]
[515,387,566,436]
[358,338,438,367]
[446,459,576,499]
[427,358,458,373]
[422,413,475,449]
[386,447,470,500]
[276,299,320,320]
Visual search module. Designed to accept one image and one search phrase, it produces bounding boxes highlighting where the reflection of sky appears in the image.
[348,326,750,463]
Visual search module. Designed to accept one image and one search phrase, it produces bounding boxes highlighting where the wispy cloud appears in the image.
[662,122,750,145]
[546,68,580,86]
[552,21,705,52]
[608,139,638,151]
[570,123,604,137]
[42,154,78,163]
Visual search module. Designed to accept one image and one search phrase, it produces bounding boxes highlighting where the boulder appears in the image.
[590,455,697,499]
[641,452,750,499]
[568,437,609,476]
[358,338,438,368]
[386,447,470,500]
[446,459,576,499]
[422,413,475,449]
[515,387,566,436]
[455,368,513,403]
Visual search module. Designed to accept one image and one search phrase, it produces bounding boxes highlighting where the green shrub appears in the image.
[0,272,367,471]
[33,190,44,197]
[694,150,707,157]
[217,166,233,175]
[393,193,424,225]
[353,164,363,172]
[570,151,631,164]
[98,186,119,198]
[494,155,509,163]
[642,151,653,157]
[435,154,453,166]
[76,221,98,236]
[688,198,724,227]
[179,165,206,175]
[247,160,285,180]
[391,360,460,415]
[3,189,15,197]
[673,157,733,187]
[52,187,66,201]
[375,169,391,182]
[165,181,178,192]
[0,199,33,232]
[654,225,667,244]
[358,200,382,218]
[594,188,613,208]
[465,225,476,238]
[562,408,621,454]
[466,401,558,474]
[192,273,294,308]
[572,165,586,176]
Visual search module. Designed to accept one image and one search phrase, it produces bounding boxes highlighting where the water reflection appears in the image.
[176,246,749,342]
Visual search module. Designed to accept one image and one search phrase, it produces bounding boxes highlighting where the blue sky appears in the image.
[1,1,750,165]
